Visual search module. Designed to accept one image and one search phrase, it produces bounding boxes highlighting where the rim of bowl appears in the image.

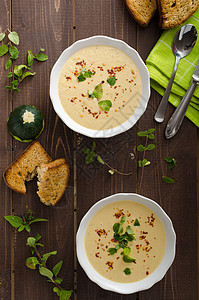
[50,35,151,138]
[76,193,176,294]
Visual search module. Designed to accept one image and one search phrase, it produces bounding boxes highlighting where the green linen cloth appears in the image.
[146,9,199,127]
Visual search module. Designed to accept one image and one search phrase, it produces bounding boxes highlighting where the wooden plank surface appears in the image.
[0,1,12,300]
[0,0,198,299]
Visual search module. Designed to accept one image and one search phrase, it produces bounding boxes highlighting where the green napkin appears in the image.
[146,9,199,127]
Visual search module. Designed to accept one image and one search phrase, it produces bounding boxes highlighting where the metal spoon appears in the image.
[154,24,197,123]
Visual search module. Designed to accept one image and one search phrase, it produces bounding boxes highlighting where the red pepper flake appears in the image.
[147,214,155,227]
[65,76,71,81]
[116,257,120,260]
[106,261,113,270]
[146,271,149,275]
[95,252,101,258]
[81,93,86,97]
[114,209,124,219]
[95,229,107,236]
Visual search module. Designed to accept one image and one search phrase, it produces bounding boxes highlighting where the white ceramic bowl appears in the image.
[50,36,150,138]
[76,193,176,294]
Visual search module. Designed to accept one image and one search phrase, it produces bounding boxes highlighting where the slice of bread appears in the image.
[157,0,199,29]
[125,0,157,27]
[4,141,52,194]
[37,158,69,206]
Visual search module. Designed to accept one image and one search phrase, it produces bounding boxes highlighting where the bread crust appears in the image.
[157,0,199,29]
[125,0,157,27]
[4,141,52,194]
[37,158,69,206]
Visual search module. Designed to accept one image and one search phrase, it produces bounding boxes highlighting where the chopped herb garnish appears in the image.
[108,248,117,255]
[123,255,136,263]
[87,90,95,99]
[93,83,103,99]
[77,67,94,82]
[107,76,116,86]
[98,100,112,111]
[124,268,131,275]
[134,219,140,226]
[77,74,86,82]
[162,176,175,183]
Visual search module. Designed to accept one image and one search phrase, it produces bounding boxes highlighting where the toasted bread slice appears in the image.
[125,0,157,27]
[37,158,69,206]
[158,0,199,29]
[4,141,52,194]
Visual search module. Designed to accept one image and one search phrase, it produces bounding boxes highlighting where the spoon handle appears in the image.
[165,79,197,139]
[154,56,180,123]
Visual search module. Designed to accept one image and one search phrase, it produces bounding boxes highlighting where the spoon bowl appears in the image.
[154,24,197,123]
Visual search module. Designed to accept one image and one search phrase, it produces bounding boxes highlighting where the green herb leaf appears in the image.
[118,239,128,249]
[77,74,86,82]
[53,287,61,296]
[14,64,27,77]
[147,128,155,134]
[121,216,125,224]
[162,176,175,183]
[138,159,150,167]
[21,71,36,81]
[93,84,103,99]
[148,134,155,139]
[123,255,136,263]
[25,225,31,232]
[8,31,19,45]
[9,46,19,59]
[124,267,131,275]
[146,144,155,151]
[35,233,42,242]
[113,223,123,234]
[27,50,34,66]
[35,52,48,62]
[11,80,18,86]
[85,71,94,78]
[26,237,36,247]
[40,48,45,52]
[164,156,177,170]
[53,260,63,277]
[59,289,73,300]
[39,266,53,280]
[123,247,131,256]
[0,33,5,41]
[108,248,117,255]
[134,219,140,226]
[98,100,112,111]
[4,216,23,228]
[137,144,145,151]
[5,59,11,70]
[97,155,105,165]
[28,218,47,225]
[18,224,25,232]
[7,72,13,77]
[42,251,57,263]
[55,277,63,284]
[108,169,115,175]
[87,90,95,98]
[0,44,8,57]
[137,131,147,137]
[107,76,116,86]
[26,257,39,269]
[85,150,96,164]
[126,226,134,235]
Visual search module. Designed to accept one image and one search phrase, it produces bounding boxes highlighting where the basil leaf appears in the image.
[123,255,136,263]
[97,155,105,165]
[35,52,48,61]
[123,247,131,256]
[14,65,27,77]
[137,131,147,137]
[39,266,53,280]
[121,216,125,224]
[85,150,96,164]
[21,71,36,81]
[107,76,116,86]
[18,224,25,232]
[93,84,103,99]
[0,33,5,41]
[146,144,155,151]
[59,289,73,300]
[137,144,145,151]
[134,219,140,226]
[126,226,133,235]
[26,257,39,269]
[77,74,86,82]
[162,176,175,183]
[53,287,61,296]
[0,44,8,57]
[98,100,112,111]
[113,223,120,233]
[8,31,19,45]
[85,71,94,78]
[148,134,155,139]
[147,128,155,134]
[28,50,34,66]
[52,260,63,277]
[7,72,13,77]
[164,156,176,170]
[124,268,131,275]
[42,251,57,263]
[26,237,36,247]
[9,46,19,59]
[108,248,117,255]
[4,215,23,228]
[118,239,128,248]
[5,59,11,70]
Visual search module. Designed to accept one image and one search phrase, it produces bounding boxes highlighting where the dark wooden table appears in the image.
[0,1,198,299]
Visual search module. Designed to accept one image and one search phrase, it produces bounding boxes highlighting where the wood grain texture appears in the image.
[10,0,74,299]
[0,1,12,300]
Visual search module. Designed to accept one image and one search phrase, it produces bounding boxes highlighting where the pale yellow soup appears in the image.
[84,201,166,283]
[58,45,142,130]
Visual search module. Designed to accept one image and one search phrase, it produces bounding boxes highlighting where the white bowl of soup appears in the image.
[50,36,150,138]
[76,193,176,294]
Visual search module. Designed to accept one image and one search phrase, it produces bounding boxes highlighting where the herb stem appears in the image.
[97,154,134,176]
[138,136,148,191]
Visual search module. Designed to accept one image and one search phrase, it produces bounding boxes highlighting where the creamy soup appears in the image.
[58,45,142,130]
[84,201,166,283]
